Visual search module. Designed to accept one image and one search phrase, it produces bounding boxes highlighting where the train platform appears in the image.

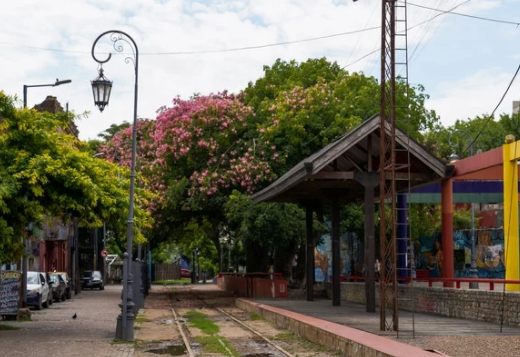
[238,296,520,356]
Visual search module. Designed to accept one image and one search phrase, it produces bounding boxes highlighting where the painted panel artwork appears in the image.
[0,270,21,315]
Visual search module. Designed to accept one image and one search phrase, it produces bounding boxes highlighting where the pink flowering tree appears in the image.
[100,93,282,261]
[154,93,278,199]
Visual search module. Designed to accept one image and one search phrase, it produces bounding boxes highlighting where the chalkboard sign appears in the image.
[0,270,21,315]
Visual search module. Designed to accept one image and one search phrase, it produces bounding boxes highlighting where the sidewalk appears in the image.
[252,297,520,356]
[0,285,133,357]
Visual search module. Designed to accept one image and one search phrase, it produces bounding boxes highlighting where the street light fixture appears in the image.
[91,29,139,341]
[23,78,72,108]
[91,68,112,112]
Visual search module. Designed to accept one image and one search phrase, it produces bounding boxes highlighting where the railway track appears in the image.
[169,286,297,357]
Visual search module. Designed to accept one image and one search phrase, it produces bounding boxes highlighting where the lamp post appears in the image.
[219,235,228,273]
[91,30,139,341]
[23,78,72,108]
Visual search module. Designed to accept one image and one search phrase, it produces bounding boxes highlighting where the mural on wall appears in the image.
[314,224,361,283]
[314,231,330,283]
[415,228,504,278]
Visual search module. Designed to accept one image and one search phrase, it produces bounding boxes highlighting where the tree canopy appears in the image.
[96,57,518,275]
[244,58,440,173]
[0,92,151,263]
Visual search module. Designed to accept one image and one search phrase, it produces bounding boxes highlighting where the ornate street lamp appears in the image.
[91,30,139,341]
[91,68,112,112]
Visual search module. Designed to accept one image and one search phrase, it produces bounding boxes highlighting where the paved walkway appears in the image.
[255,297,520,337]
[0,285,133,357]
[253,297,520,356]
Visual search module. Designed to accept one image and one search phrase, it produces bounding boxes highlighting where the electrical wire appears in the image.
[344,0,379,66]
[407,1,520,26]
[0,26,380,57]
[142,27,380,56]
[361,0,477,76]
[343,48,380,69]
[409,0,470,61]
[343,0,469,69]
[463,63,520,154]
[1,1,518,58]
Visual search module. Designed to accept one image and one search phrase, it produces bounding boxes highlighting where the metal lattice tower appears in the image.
[379,0,398,332]
[379,0,412,333]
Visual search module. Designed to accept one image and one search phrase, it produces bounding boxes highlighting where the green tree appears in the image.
[244,58,439,173]
[0,92,152,262]
[423,115,509,160]
[97,121,131,141]
[224,191,304,273]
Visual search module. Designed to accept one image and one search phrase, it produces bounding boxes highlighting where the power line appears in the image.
[343,48,379,69]
[463,63,520,153]
[0,26,380,57]
[0,2,517,58]
[409,0,471,60]
[142,27,380,56]
[343,0,469,69]
[407,1,520,26]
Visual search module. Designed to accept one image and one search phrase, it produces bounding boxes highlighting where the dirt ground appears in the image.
[134,285,339,356]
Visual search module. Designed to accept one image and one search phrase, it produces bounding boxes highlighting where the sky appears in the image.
[1,0,519,140]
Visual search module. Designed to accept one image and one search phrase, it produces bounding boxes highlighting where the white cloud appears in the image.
[427,67,520,126]
[0,0,517,139]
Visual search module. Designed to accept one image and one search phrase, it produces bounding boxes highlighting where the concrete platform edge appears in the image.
[236,299,442,357]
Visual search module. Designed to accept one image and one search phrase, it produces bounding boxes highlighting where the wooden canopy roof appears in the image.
[252,114,447,204]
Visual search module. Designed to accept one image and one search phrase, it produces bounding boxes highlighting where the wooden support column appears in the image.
[364,177,377,312]
[355,171,377,312]
[331,201,341,306]
[441,178,454,287]
[305,205,315,301]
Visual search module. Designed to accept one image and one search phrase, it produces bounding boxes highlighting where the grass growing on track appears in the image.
[249,312,263,320]
[185,310,219,335]
[0,324,19,330]
[195,336,238,356]
[154,278,191,285]
[185,310,239,356]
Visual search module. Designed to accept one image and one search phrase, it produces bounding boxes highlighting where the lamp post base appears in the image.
[469,267,479,289]
[116,313,135,341]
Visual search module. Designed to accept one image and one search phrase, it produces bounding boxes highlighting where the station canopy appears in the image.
[252,114,447,204]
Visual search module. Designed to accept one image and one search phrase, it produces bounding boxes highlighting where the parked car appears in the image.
[48,273,67,302]
[26,271,52,310]
[180,268,191,278]
[55,272,72,299]
[81,270,104,290]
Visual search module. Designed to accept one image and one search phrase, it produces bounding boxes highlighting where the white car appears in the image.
[27,271,52,310]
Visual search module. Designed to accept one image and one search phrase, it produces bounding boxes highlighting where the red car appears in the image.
[180,268,191,278]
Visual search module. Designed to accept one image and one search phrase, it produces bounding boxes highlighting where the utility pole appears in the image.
[379,0,398,332]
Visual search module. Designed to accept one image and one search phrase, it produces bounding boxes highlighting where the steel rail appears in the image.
[170,304,195,357]
[189,288,295,357]
[216,306,296,357]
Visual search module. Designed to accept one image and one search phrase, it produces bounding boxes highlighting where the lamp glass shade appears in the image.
[91,73,112,112]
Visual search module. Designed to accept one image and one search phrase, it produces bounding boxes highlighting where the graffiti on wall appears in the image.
[416,228,504,278]
[314,227,361,282]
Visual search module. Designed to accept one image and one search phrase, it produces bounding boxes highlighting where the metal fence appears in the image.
[153,262,180,281]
